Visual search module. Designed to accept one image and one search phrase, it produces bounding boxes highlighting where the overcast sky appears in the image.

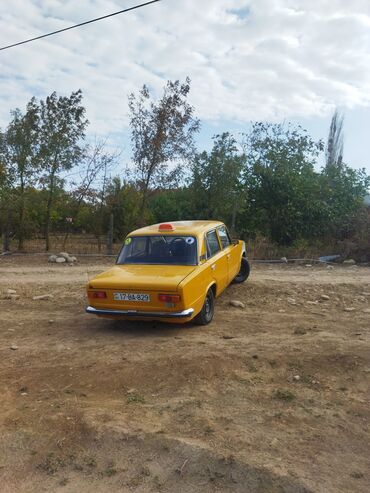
[1,0,370,173]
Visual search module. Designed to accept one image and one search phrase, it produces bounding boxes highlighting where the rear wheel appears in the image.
[194,288,215,325]
[233,257,250,283]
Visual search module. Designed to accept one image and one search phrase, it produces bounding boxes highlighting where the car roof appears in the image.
[129,220,225,236]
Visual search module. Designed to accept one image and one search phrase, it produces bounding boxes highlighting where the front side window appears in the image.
[117,235,197,266]
[217,225,232,249]
[206,230,221,258]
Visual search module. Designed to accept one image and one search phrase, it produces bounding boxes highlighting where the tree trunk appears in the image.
[62,231,69,251]
[18,179,25,251]
[138,190,148,227]
[231,200,237,236]
[2,208,12,252]
[106,213,114,255]
[45,171,55,252]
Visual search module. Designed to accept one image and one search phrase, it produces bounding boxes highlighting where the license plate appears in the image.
[113,292,150,302]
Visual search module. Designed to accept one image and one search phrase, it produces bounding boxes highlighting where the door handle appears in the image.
[211,264,216,270]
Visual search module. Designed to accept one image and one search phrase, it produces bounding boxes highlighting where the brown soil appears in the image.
[0,256,369,492]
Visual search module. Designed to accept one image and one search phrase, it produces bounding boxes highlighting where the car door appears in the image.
[217,225,240,284]
[205,229,229,295]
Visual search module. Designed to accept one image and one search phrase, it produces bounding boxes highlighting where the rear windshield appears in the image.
[117,235,198,266]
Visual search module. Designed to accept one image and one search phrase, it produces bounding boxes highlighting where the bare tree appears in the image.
[326,109,344,169]
[128,77,200,224]
[62,139,117,249]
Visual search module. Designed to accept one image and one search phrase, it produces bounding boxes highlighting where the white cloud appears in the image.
[1,0,370,147]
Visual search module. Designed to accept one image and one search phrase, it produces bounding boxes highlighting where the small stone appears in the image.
[222,335,235,340]
[48,255,57,263]
[287,298,296,305]
[320,294,330,301]
[229,300,245,309]
[10,345,18,350]
[294,327,307,335]
[4,294,20,300]
[343,259,356,265]
[280,257,288,263]
[278,309,285,313]
[55,257,66,264]
[344,307,356,312]
[350,471,364,479]
[6,289,17,295]
[293,375,300,381]
[33,294,54,301]
[21,392,28,396]
[68,256,77,263]
[48,319,55,324]
[326,265,334,270]
[307,301,318,305]
[305,264,312,268]
[58,252,70,260]
[362,308,370,314]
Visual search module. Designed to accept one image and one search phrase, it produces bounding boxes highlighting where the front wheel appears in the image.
[233,257,250,283]
[194,289,215,325]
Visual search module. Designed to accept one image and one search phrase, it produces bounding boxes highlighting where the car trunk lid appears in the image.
[88,264,196,312]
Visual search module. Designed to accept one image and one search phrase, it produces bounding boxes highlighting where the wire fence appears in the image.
[4,234,122,255]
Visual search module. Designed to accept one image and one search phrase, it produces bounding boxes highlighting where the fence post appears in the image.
[107,213,114,255]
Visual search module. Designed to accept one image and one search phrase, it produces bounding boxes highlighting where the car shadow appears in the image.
[88,317,198,339]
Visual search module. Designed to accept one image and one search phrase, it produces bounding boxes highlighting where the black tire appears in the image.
[233,257,250,283]
[194,288,215,325]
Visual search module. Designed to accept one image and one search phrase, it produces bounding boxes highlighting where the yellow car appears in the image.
[86,221,250,325]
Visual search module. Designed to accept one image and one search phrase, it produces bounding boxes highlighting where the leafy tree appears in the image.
[0,133,7,188]
[149,188,194,224]
[104,177,141,241]
[36,90,88,250]
[188,133,245,230]
[128,78,200,224]
[322,110,369,238]
[0,100,40,249]
[321,164,370,238]
[242,122,325,244]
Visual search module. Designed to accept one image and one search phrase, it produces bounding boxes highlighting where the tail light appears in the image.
[88,291,107,299]
[158,294,180,303]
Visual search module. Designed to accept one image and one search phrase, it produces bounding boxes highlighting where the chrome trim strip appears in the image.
[86,306,194,318]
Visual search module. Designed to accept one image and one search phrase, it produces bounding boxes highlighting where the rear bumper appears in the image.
[86,306,194,319]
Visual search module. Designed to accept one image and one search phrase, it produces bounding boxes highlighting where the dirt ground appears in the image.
[0,256,369,493]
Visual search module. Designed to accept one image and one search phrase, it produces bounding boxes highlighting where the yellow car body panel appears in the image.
[86,220,246,324]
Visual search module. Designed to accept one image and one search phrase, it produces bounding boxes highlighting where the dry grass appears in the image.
[6,232,363,260]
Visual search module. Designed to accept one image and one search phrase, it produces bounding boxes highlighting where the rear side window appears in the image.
[206,230,221,258]
[217,225,231,249]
